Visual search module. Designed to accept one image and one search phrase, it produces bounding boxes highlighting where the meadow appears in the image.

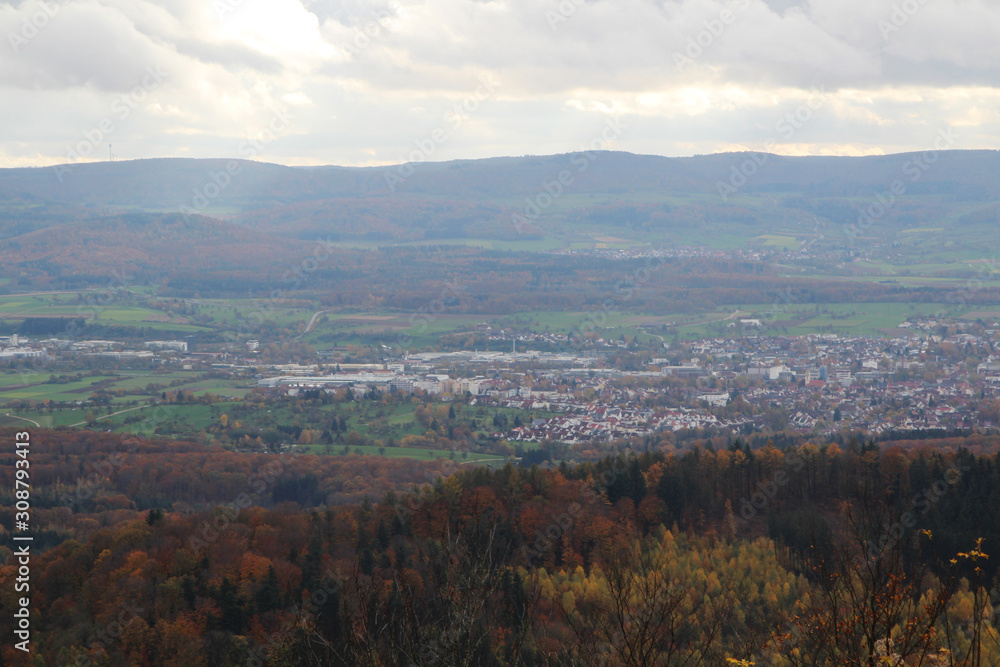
[0,292,213,332]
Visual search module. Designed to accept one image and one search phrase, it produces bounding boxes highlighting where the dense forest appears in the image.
[2,429,999,665]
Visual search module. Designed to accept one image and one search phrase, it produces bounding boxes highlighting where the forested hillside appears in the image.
[2,429,999,665]
[3,150,1000,296]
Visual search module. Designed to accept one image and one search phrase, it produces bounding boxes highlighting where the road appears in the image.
[301,309,335,335]
[3,414,40,427]
[68,404,149,428]
[679,309,741,328]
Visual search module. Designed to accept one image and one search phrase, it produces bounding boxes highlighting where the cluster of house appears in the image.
[494,402,752,444]
[476,325,571,348]
[0,334,45,359]
[548,246,773,262]
[482,329,1000,441]
[0,337,193,362]
[680,330,1000,433]
[247,325,1000,442]
[257,370,489,397]
[11,317,999,444]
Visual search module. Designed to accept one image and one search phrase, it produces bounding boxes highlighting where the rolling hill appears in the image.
[1,150,1000,291]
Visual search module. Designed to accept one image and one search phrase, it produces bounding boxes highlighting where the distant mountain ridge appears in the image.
[3,150,999,210]
[2,150,1000,290]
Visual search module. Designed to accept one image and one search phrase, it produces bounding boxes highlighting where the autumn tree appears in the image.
[332,523,536,666]
[782,494,953,666]
[557,533,732,666]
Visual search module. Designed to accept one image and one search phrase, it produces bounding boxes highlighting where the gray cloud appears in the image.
[0,0,998,168]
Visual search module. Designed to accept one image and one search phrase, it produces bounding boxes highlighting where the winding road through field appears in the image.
[68,404,148,428]
[301,309,335,336]
[679,309,741,328]
[3,414,40,427]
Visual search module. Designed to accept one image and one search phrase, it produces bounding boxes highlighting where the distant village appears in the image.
[5,313,1000,444]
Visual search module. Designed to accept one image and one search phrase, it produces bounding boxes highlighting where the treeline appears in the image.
[0,430,457,550]
[2,432,1000,664]
[15,240,982,308]
[7,229,1000,310]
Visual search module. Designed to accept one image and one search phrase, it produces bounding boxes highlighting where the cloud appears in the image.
[1,0,170,90]
[0,0,997,167]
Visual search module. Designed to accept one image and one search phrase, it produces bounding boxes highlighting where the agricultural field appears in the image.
[0,292,213,332]
[0,365,544,463]
[304,312,487,348]
[679,302,970,338]
[0,368,254,408]
[296,442,505,465]
[190,299,315,330]
[478,302,974,344]
[324,237,567,252]
[669,302,967,339]
[753,234,800,250]
[221,398,557,443]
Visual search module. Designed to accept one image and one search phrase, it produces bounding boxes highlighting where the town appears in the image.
[4,313,1000,450]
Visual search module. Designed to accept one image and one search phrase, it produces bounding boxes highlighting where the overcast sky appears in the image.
[1,0,998,168]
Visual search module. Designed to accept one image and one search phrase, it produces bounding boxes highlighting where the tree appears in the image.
[336,524,536,666]
[783,494,954,666]
[558,533,731,666]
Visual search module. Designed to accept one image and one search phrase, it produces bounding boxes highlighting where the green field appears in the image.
[0,369,254,408]
[754,234,800,250]
[478,302,967,342]
[0,375,120,401]
[0,292,213,332]
[297,442,505,464]
[6,284,972,353]
[0,399,521,466]
[304,311,488,348]
[727,302,958,337]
